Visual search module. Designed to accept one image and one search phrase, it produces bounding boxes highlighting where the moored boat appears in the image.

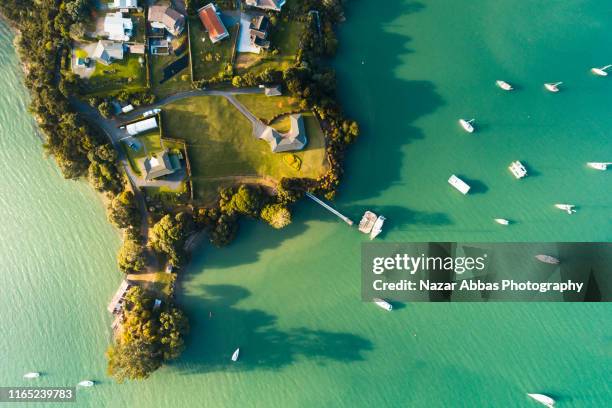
[373,298,392,311]
[509,161,527,179]
[459,118,475,133]
[358,211,377,234]
[496,80,513,90]
[494,218,510,225]
[587,162,610,170]
[591,65,611,76]
[544,82,562,92]
[23,372,40,379]
[369,216,386,240]
[527,393,555,407]
[535,254,560,265]
[231,348,240,362]
[78,380,94,387]
[448,174,471,195]
[554,203,576,214]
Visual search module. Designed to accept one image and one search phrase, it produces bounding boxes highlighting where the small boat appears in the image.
[459,118,475,133]
[591,65,611,76]
[370,216,386,240]
[358,211,377,234]
[544,82,562,92]
[78,380,94,387]
[586,162,610,170]
[448,174,471,195]
[231,348,240,362]
[23,372,40,379]
[535,254,560,265]
[494,218,510,225]
[527,393,555,407]
[509,161,527,179]
[496,80,513,90]
[555,203,576,214]
[373,298,392,311]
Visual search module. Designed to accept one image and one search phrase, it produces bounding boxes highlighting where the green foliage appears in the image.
[260,203,292,229]
[150,213,194,267]
[106,337,161,382]
[108,191,141,229]
[219,185,266,218]
[117,237,146,274]
[87,145,123,194]
[98,101,113,118]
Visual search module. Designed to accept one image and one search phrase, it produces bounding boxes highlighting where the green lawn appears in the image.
[236,18,303,75]
[84,54,147,95]
[150,35,192,98]
[161,96,328,202]
[189,17,238,81]
[235,94,301,122]
[121,130,164,175]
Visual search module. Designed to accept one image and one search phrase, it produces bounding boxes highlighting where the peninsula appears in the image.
[0,0,357,381]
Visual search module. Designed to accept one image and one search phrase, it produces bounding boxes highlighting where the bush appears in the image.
[260,203,292,229]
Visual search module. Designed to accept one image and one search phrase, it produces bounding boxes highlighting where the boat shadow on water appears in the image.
[454,175,488,194]
[343,204,452,235]
[174,284,374,374]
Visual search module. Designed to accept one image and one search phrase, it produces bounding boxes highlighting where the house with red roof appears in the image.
[197,3,229,43]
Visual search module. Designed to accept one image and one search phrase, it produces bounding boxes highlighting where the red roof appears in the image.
[198,5,228,42]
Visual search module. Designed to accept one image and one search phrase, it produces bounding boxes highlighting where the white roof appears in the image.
[112,0,138,8]
[126,117,158,136]
[104,12,133,41]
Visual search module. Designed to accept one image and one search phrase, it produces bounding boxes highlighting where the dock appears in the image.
[305,192,353,226]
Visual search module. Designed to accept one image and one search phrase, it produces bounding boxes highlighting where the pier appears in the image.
[305,192,353,226]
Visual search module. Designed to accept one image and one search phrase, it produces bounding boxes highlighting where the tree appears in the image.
[106,337,161,382]
[158,308,189,360]
[117,238,146,274]
[108,191,141,229]
[260,203,292,229]
[220,185,266,217]
[150,213,193,266]
[98,101,113,118]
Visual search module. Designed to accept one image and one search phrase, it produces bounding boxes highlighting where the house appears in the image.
[110,0,138,9]
[129,43,145,54]
[92,40,124,65]
[103,12,133,41]
[75,57,91,68]
[245,0,286,12]
[264,84,282,96]
[249,15,270,50]
[107,280,133,314]
[144,150,180,180]
[148,5,185,36]
[197,4,229,43]
[259,114,307,152]
[149,38,170,55]
[126,117,158,135]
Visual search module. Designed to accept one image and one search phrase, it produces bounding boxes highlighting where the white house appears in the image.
[104,12,133,41]
[110,0,138,9]
[126,117,158,136]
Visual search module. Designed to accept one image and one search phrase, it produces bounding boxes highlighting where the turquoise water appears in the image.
[1,1,611,407]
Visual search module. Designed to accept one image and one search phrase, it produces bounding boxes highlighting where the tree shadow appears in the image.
[174,284,373,373]
[334,1,445,201]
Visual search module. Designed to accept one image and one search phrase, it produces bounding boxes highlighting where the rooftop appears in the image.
[259,114,307,152]
[197,4,229,43]
[92,40,124,65]
[103,12,133,41]
[148,4,185,36]
[144,150,179,180]
[245,0,286,11]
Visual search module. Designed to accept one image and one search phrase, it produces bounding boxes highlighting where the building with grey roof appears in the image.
[92,40,124,65]
[144,150,180,180]
[245,0,286,12]
[148,4,185,36]
[249,15,271,50]
[259,114,307,152]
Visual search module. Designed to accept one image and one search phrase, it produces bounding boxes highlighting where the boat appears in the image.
[587,162,610,170]
[535,255,560,265]
[459,118,475,133]
[373,298,392,311]
[527,393,555,407]
[508,161,527,179]
[369,216,386,240]
[358,211,377,234]
[23,372,40,379]
[544,82,562,92]
[494,218,510,225]
[591,65,611,76]
[77,380,94,387]
[496,80,513,90]
[231,348,240,362]
[448,174,471,195]
[554,204,576,214]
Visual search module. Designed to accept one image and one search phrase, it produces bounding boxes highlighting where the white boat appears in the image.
[231,348,240,362]
[509,161,527,179]
[496,80,513,90]
[527,393,555,407]
[555,203,576,214]
[448,174,471,195]
[77,380,94,387]
[23,372,40,379]
[591,65,611,76]
[369,216,386,240]
[459,118,475,133]
[373,298,392,311]
[535,254,560,265]
[586,162,610,170]
[544,82,562,92]
[358,211,377,234]
[494,218,510,225]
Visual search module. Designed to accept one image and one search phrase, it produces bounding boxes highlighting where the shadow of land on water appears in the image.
[334,1,445,202]
[174,285,373,374]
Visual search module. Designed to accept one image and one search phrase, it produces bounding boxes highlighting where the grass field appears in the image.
[189,17,238,81]
[161,96,328,202]
[84,54,147,95]
[235,94,301,122]
[150,34,192,97]
[121,130,163,175]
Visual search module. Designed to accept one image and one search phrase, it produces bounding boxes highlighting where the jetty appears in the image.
[305,192,353,225]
